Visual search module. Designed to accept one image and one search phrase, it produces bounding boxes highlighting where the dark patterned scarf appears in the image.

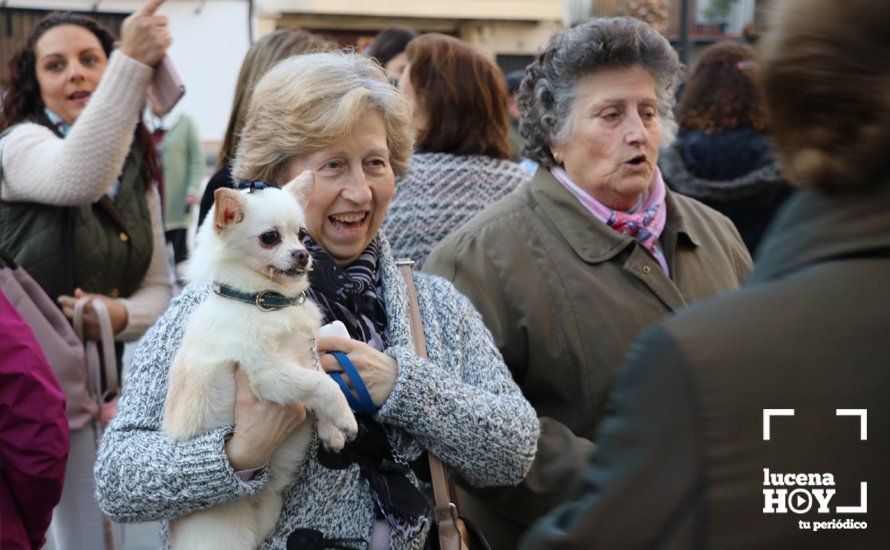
[304,237,388,350]
[303,236,429,541]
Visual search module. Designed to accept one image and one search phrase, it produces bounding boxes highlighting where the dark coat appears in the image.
[197,163,233,230]
[425,168,751,548]
[661,129,794,255]
[520,182,890,549]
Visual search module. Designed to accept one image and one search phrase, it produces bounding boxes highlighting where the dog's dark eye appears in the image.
[260,230,281,246]
[298,226,308,241]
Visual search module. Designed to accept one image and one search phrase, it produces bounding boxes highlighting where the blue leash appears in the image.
[328,351,377,416]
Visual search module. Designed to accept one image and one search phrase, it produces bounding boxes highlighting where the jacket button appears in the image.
[642,265,652,274]
[110,288,120,297]
[119,232,129,242]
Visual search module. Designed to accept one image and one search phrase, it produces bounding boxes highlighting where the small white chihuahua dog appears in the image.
[162,172,358,549]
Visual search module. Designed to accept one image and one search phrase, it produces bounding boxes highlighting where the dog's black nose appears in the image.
[292,249,309,267]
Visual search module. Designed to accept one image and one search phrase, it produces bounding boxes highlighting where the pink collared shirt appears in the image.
[550,166,670,274]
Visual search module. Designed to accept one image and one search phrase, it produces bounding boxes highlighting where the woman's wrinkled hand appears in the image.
[120,0,171,67]
[58,288,128,340]
[225,367,308,471]
[317,336,398,408]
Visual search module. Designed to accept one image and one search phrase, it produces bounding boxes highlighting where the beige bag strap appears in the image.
[397,261,463,550]
[90,299,119,398]
[72,297,122,550]
[72,297,120,418]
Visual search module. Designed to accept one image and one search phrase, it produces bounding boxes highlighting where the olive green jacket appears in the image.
[425,167,751,547]
[0,120,153,305]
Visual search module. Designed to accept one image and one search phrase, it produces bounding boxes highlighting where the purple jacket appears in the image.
[0,291,69,550]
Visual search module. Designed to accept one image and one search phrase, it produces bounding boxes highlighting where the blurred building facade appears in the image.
[258,0,562,75]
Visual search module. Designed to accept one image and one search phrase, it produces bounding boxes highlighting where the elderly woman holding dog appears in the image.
[425,17,752,548]
[95,51,538,549]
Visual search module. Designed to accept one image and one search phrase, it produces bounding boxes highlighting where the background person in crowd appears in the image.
[197,28,335,229]
[504,70,525,163]
[0,290,69,550]
[660,41,792,254]
[157,111,203,268]
[425,17,751,548]
[0,2,172,548]
[365,26,418,86]
[95,51,538,549]
[521,0,890,547]
[383,33,529,269]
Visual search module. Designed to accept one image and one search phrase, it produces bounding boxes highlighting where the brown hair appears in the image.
[366,26,418,68]
[758,0,890,191]
[405,34,510,159]
[1,12,161,186]
[217,29,337,170]
[676,42,766,132]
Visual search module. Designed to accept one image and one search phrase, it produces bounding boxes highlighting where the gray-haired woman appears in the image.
[425,17,751,548]
[94,51,538,549]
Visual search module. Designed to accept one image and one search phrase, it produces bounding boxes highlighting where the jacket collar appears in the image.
[527,167,699,264]
[749,182,890,284]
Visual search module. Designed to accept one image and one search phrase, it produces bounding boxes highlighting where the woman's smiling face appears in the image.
[35,24,108,125]
[279,111,395,267]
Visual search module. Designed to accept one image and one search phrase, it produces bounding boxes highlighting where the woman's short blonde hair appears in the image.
[233,52,414,184]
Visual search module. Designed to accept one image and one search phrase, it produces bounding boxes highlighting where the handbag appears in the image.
[0,248,98,430]
[397,261,491,550]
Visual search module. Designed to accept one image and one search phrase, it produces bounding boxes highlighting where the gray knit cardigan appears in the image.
[383,152,530,270]
[94,235,539,549]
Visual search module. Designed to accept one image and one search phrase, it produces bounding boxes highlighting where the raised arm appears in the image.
[0,0,170,205]
[0,52,152,205]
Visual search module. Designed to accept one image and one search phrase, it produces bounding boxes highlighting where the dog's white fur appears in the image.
[161,172,358,549]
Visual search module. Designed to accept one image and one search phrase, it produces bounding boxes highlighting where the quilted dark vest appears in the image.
[0,116,153,303]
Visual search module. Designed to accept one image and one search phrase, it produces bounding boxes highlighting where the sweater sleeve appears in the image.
[0,51,153,205]
[94,287,267,523]
[376,275,539,488]
[116,185,173,341]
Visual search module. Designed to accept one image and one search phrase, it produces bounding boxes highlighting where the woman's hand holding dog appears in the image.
[317,337,398,408]
[225,368,308,471]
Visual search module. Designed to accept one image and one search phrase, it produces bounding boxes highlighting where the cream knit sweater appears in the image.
[0,51,172,341]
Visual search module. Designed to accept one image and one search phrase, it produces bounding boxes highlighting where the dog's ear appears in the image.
[282,170,315,208]
[213,188,246,231]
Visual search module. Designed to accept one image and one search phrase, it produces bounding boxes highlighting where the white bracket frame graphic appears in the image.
[836,482,868,514]
[836,409,868,440]
[763,409,795,441]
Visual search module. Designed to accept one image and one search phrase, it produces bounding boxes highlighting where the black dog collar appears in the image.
[212,282,307,312]
[236,181,276,192]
